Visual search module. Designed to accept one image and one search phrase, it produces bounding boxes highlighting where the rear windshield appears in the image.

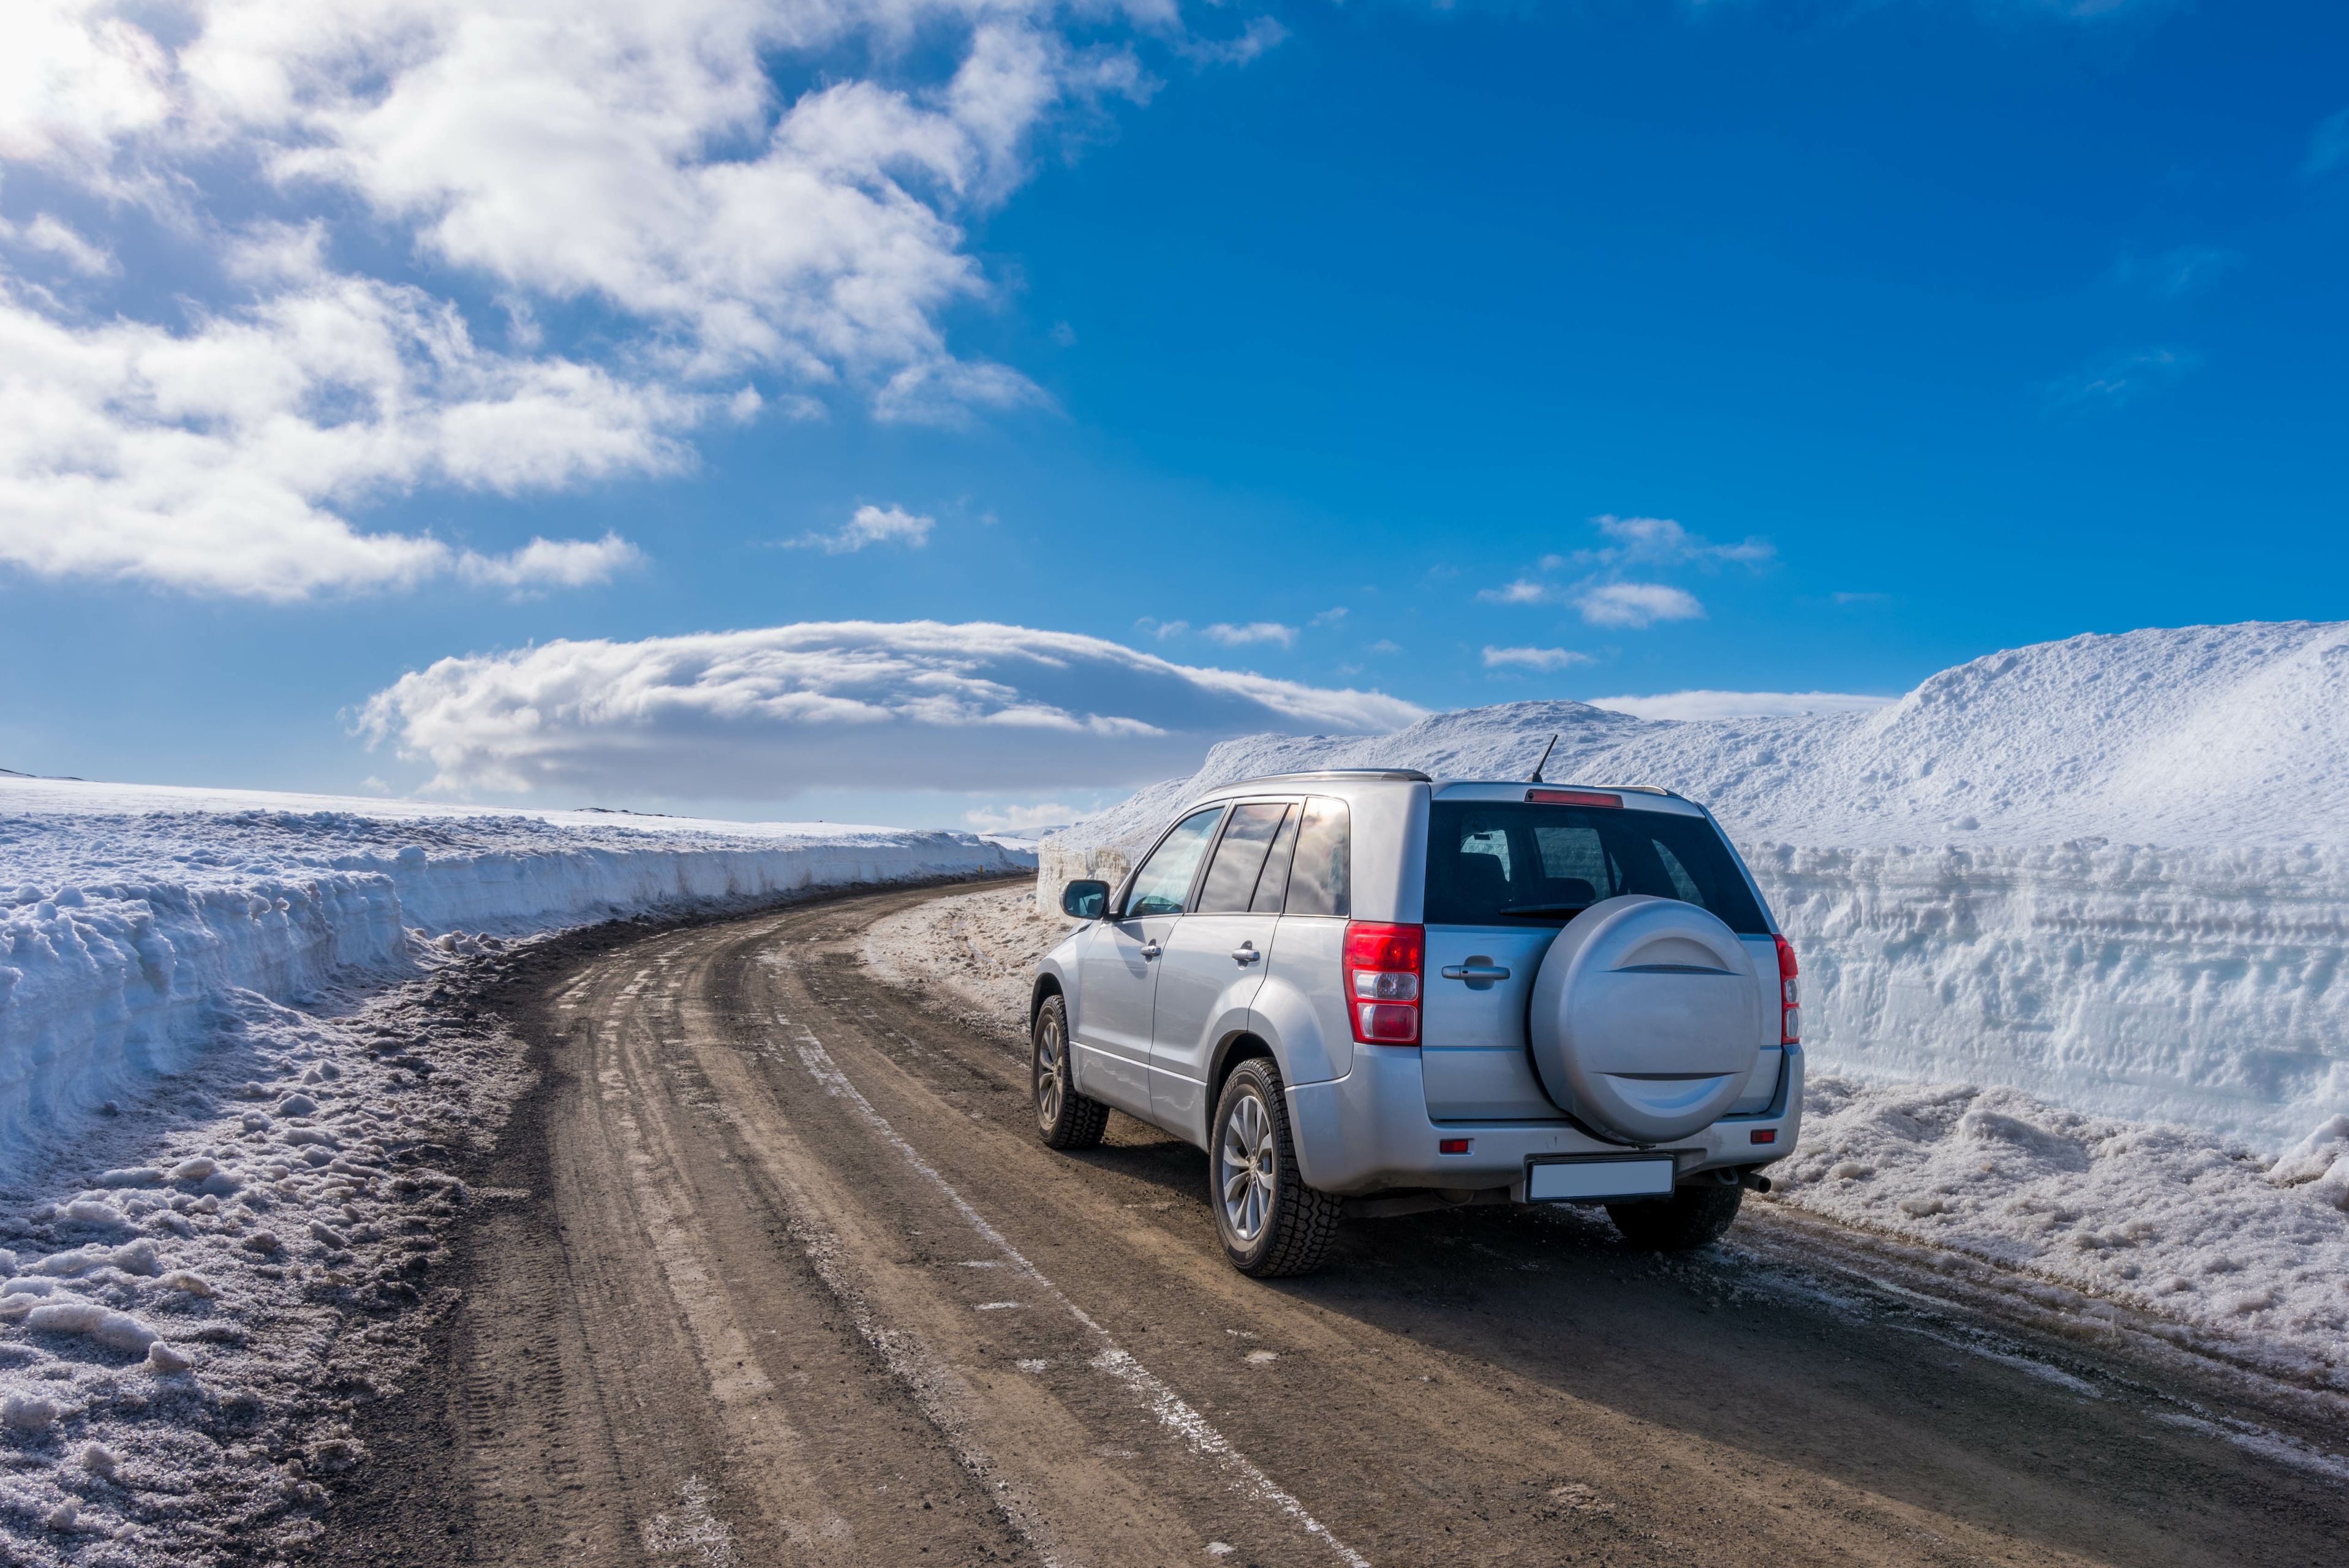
[1423,801,1768,935]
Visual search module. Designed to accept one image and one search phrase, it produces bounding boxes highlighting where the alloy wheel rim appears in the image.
[1219,1090,1276,1242]
[1036,1015,1065,1128]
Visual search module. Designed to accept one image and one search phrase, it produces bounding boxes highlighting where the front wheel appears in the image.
[1033,995,1108,1149]
[1606,1183,1743,1251]
[1211,1058,1342,1277]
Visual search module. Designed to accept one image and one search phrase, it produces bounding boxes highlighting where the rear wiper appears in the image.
[1493,902,1590,917]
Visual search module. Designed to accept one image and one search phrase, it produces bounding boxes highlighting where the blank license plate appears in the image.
[1525,1158,1676,1203]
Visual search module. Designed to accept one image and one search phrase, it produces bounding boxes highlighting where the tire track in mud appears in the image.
[314,880,2349,1568]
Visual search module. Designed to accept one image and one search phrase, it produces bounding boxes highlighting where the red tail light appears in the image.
[1343,921,1423,1045]
[1774,935,1800,1045]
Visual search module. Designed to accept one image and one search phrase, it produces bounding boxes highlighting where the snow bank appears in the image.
[0,778,1030,1173]
[1773,1076,2349,1388]
[1039,622,2349,1150]
[0,946,536,1564]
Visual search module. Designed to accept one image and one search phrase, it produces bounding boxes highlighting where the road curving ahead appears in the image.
[316,877,2348,1567]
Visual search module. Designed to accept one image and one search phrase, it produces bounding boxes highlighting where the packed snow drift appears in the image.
[0,778,1030,1175]
[1040,622,2349,1153]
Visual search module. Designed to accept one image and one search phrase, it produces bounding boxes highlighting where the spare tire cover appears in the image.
[1527,895,1765,1145]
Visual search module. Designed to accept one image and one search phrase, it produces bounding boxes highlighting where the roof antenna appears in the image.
[1528,733,1559,784]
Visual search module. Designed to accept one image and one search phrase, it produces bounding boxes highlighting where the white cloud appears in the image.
[1310,606,1348,627]
[788,503,935,554]
[1481,513,1770,617]
[0,1,1257,599]
[3,213,118,276]
[964,800,1080,833]
[1586,690,1893,722]
[2044,346,2196,413]
[1477,579,1551,605]
[1201,621,1298,648]
[1179,16,1288,66]
[0,268,692,598]
[456,533,641,592]
[1563,514,1774,570]
[1574,582,1705,628]
[358,620,1427,799]
[1482,646,1592,671]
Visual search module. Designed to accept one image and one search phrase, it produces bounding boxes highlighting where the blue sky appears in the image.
[3,0,2346,829]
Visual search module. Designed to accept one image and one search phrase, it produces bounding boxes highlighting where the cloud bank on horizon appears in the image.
[358,619,1429,799]
[0,0,1262,601]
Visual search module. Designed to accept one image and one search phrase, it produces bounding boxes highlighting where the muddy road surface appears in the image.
[320,880,2347,1567]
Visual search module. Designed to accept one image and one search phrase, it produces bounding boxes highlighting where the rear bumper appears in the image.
[1284,1044,1803,1199]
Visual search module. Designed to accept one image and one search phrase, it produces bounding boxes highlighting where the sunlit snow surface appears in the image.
[0,778,1030,1173]
[1044,621,2349,1152]
[0,780,1030,1561]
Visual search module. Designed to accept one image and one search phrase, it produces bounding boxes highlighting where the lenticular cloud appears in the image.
[359,622,1428,796]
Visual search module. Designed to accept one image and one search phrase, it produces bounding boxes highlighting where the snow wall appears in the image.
[0,781,1031,1172]
[1039,622,2349,1150]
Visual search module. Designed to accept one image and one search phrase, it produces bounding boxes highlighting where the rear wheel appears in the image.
[1211,1058,1342,1277]
[1032,995,1108,1150]
[1606,1183,1743,1251]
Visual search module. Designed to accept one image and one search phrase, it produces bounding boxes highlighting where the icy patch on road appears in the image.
[0,949,533,1565]
[0,776,1029,1170]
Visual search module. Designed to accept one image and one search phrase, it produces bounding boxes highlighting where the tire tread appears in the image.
[1218,1058,1342,1278]
[1033,995,1110,1150]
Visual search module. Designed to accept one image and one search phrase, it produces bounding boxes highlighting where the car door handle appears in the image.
[1441,963,1511,981]
[1139,941,1162,959]
[1230,943,1261,966]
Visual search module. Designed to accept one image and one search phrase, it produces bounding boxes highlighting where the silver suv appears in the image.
[1030,769,1802,1276]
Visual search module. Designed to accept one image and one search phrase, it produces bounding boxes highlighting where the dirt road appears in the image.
[319,880,2347,1567]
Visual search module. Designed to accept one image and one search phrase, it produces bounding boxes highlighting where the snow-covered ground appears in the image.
[1038,621,2349,1153]
[864,884,2349,1396]
[0,778,1032,1562]
[1,778,1030,1177]
[0,958,530,1564]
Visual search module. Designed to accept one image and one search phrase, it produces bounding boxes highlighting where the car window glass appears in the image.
[1196,803,1290,914]
[1652,841,1703,905]
[1423,802,1766,933]
[1284,797,1351,918]
[1250,805,1302,913]
[1123,808,1224,917]
[1533,823,1605,887]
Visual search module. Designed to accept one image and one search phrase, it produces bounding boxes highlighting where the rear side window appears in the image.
[1196,803,1292,913]
[1283,797,1351,918]
[1124,807,1224,917]
[1250,807,1301,914]
[1423,802,1766,934]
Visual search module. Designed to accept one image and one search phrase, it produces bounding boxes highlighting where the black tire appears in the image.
[1606,1183,1743,1251]
[1210,1057,1342,1278]
[1032,994,1109,1150]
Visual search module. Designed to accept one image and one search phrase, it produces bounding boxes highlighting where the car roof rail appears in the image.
[1210,768,1433,788]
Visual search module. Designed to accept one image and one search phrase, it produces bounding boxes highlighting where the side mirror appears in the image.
[1060,879,1110,920]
